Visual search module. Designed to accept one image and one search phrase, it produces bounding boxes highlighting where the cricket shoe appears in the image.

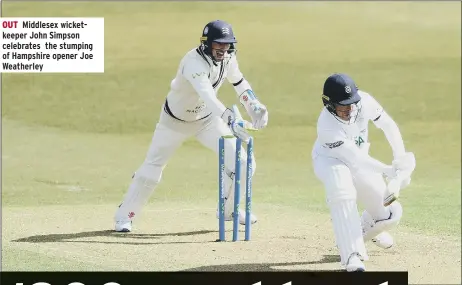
[115,220,132,232]
[216,209,257,225]
[346,253,366,272]
[372,231,394,249]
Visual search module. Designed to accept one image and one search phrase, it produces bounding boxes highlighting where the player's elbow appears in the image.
[376,112,398,131]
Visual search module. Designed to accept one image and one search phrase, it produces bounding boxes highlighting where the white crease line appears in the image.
[144,207,216,213]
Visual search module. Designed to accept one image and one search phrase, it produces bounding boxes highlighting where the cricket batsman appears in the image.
[311,73,416,271]
[114,20,269,232]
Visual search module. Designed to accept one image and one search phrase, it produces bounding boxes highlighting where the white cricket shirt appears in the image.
[312,91,390,173]
[164,47,244,122]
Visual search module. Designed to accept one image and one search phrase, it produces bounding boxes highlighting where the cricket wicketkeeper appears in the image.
[114,20,269,232]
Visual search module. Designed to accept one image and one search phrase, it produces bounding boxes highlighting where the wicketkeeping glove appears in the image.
[221,105,253,143]
[248,102,268,129]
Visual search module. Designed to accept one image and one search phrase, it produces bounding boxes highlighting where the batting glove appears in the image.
[392,152,416,173]
[392,152,415,188]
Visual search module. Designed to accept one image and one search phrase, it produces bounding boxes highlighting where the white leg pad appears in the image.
[223,169,236,219]
[114,163,162,222]
[329,199,369,266]
[222,153,256,219]
[362,201,403,241]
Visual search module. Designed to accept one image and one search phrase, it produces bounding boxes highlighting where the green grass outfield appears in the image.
[2,2,461,282]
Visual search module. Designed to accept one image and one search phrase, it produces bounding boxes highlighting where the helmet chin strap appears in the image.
[334,115,355,125]
[201,44,232,64]
[330,102,362,125]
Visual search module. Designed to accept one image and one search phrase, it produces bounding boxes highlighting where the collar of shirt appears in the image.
[196,46,221,67]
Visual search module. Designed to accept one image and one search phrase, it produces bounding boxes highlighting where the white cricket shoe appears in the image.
[216,209,257,225]
[115,220,132,232]
[372,231,394,249]
[346,253,366,272]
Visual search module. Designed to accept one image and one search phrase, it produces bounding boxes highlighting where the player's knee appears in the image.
[325,182,356,204]
[326,190,356,206]
[362,201,403,241]
[364,197,403,224]
[134,162,163,185]
[320,165,356,204]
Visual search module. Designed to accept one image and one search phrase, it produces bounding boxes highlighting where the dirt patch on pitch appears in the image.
[2,202,460,284]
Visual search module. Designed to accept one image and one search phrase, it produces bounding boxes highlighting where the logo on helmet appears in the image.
[203,26,209,35]
[221,27,230,35]
[345,86,352,94]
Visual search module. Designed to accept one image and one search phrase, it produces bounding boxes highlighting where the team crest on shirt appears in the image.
[355,136,365,147]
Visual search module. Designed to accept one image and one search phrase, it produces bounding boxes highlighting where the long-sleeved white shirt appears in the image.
[312,90,406,174]
[164,47,252,122]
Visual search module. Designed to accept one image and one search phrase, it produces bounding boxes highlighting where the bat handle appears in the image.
[383,194,397,207]
[383,170,411,206]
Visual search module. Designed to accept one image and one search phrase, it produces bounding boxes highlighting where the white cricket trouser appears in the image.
[312,153,391,265]
[114,103,256,223]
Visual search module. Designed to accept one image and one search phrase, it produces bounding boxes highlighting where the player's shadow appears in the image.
[182,255,343,272]
[11,229,218,245]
